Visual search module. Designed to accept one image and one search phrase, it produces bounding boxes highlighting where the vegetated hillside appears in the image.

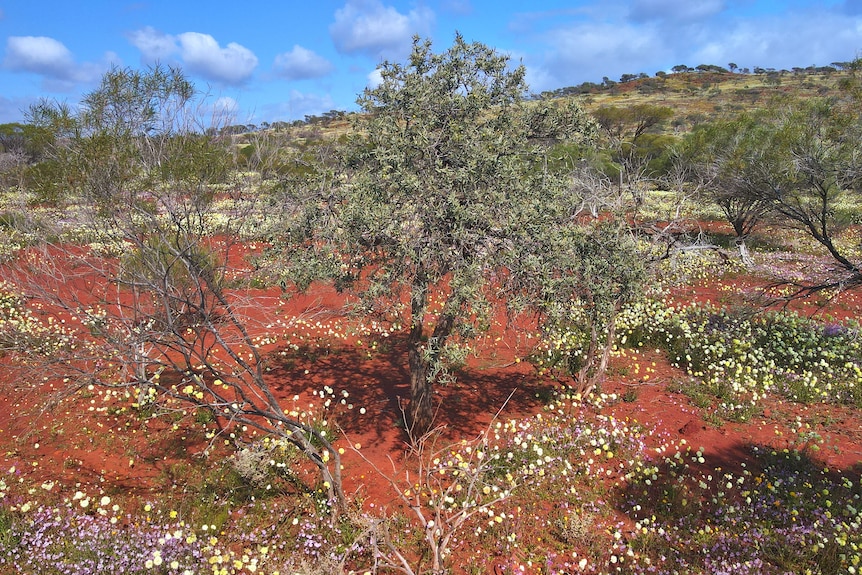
[552,69,846,126]
[237,68,849,145]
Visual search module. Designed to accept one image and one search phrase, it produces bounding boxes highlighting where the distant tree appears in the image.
[672,64,690,73]
[0,123,28,156]
[592,104,675,206]
[763,97,862,294]
[675,113,775,264]
[728,62,738,73]
[0,122,41,192]
[273,35,602,438]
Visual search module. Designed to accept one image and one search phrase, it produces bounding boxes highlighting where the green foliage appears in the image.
[530,222,647,391]
[276,34,598,436]
[8,65,347,506]
[679,85,862,280]
[592,103,676,183]
[25,64,228,211]
[120,233,224,295]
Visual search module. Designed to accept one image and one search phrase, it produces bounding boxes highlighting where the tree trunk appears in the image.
[405,280,458,441]
[407,335,434,440]
[735,236,754,267]
[575,300,622,395]
[406,277,433,440]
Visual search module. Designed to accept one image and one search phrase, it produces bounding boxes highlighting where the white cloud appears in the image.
[4,36,76,79]
[531,1,862,91]
[213,96,239,114]
[177,32,258,85]
[127,27,258,85]
[2,35,110,87]
[127,26,177,62]
[537,21,669,89]
[689,11,862,72]
[330,0,434,60]
[208,96,240,124]
[366,67,384,88]
[273,45,334,80]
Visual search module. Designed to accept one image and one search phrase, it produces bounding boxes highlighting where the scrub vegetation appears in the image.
[0,38,861,574]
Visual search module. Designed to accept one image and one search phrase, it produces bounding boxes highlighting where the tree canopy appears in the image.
[275,34,602,437]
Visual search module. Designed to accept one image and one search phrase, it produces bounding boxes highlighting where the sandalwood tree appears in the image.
[274,35,601,438]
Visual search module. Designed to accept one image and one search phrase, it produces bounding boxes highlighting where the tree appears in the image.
[275,35,598,438]
[675,113,775,265]
[763,97,862,294]
[592,103,675,207]
[682,90,862,292]
[7,65,345,506]
[504,220,645,393]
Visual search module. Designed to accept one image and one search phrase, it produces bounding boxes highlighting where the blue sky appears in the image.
[1,0,860,125]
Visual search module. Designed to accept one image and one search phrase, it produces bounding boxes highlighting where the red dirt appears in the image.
[1,255,861,570]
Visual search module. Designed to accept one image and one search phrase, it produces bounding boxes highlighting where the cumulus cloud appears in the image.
[529,1,861,91]
[330,0,434,60]
[688,10,862,71]
[535,21,669,90]
[214,96,239,113]
[127,26,177,62]
[209,96,240,123]
[4,36,77,79]
[366,67,384,88]
[273,45,334,80]
[127,27,258,85]
[2,35,111,87]
[177,32,258,85]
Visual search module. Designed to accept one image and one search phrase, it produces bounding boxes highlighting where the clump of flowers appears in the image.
[617,446,862,574]
[0,280,74,358]
[616,298,862,417]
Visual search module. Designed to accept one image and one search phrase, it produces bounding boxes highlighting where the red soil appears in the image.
[0,254,861,566]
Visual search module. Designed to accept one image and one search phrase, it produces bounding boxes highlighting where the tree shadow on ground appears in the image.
[264,333,553,448]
